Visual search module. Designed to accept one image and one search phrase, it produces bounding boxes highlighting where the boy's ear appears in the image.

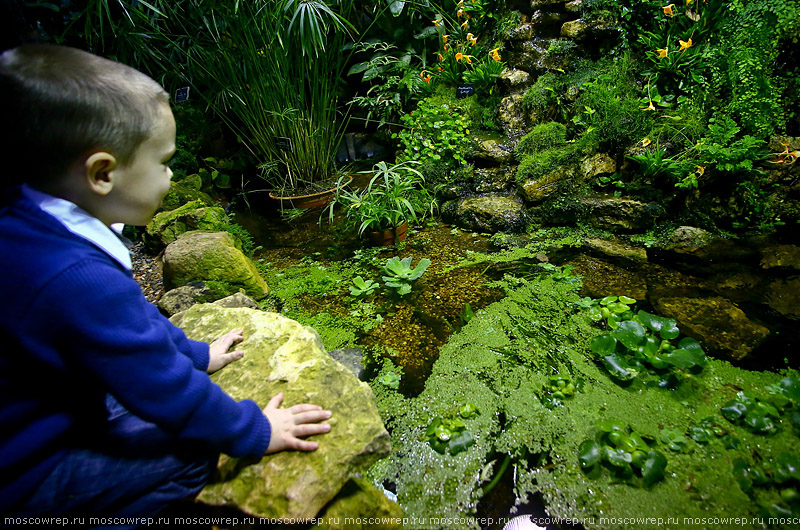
[84,152,117,195]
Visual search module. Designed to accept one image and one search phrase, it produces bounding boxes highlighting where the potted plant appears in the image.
[323,160,437,246]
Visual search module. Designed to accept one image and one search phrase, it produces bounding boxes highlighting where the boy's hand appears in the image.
[207,329,245,374]
[263,392,331,454]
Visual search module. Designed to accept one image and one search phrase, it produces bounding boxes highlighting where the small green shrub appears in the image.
[515,122,568,159]
[394,97,472,170]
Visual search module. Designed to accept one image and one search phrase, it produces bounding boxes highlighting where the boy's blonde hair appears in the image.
[0,44,169,187]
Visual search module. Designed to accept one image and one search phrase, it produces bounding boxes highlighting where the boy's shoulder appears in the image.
[0,189,125,288]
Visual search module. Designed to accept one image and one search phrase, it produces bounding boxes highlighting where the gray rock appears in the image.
[508,40,549,73]
[569,254,648,301]
[498,94,527,137]
[561,18,614,39]
[560,19,588,39]
[652,297,770,360]
[163,231,269,299]
[518,166,573,203]
[471,136,515,165]
[760,245,800,270]
[666,226,721,251]
[580,196,665,231]
[158,283,213,316]
[474,167,517,194]
[214,292,259,310]
[566,0,582,12]
[499,68,531,91]
[580,153,617,179]
[505,23,534,41]
[329,347,366,379]
[446,194,528,234]
[766,277,800,319]
[585,238,648,263]
[171,305,391,519]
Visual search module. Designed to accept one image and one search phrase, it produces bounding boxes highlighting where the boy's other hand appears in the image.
[263,392,332,454]
[207,329,245,374]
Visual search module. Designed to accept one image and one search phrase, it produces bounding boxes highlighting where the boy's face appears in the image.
[107,103,176,226]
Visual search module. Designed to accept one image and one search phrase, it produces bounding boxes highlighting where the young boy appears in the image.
[0,44,332,523]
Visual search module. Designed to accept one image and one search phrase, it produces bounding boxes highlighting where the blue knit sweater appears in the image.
[0,188,271,512]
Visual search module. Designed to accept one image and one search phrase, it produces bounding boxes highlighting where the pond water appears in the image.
[234,193,799,391]
[229,197,799,529]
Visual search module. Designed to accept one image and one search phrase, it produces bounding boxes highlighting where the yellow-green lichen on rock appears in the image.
[170,304,391,520]
[162,231,269,299]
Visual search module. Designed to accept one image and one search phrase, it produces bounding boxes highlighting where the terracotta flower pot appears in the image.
[367,221,409,247]
[269,175,353,209]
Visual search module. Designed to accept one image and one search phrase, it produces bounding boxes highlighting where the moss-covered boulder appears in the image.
[160,178,215,212]
[443,194,527,234]
[313,478,402,529]
[162,231,269,299]
[171,305,391,520]
[144,200,230,251]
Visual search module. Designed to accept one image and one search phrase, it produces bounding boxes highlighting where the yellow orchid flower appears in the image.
[490,48,502,62]
[463,55,474,64]
[663,4,676,17]
[444,43,450,52]
[641,138,652,147]
[694,165,705,176]
[437,53,444,61]
[432,19,441,27]
[420,70,428,80]
[455,52,464,62]
[641,101,656,111]
[457,9,465,18]
[442,34,449,44]
[461,20,469,29]
[423,74,432,84]
[656,48,669,58]
[679,37,693,51]
[466,33,477,46]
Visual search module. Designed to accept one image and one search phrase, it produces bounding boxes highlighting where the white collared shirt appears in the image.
[21,184,133,270]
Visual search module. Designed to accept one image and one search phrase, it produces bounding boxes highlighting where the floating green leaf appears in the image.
[612,320,647,351]
[641,450,668,487]
[590,334,617,355]
[578,439,602,469]
[603,354,635,382]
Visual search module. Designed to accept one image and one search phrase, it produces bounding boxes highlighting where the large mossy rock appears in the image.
[171,305,392,520]
[313,478,403,529]
[163,231,269,299]
[443,194,527,234]
[160,177,215,212]
[144,200,230,252]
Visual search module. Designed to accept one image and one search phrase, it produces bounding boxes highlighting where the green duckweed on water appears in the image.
[367,272,800,530]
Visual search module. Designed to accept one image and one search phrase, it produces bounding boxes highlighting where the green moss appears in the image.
[516,143,578,183]
[370,274,799,528]
[515,122,568,160]
[522,72,559,115]
[160,180,215,212]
